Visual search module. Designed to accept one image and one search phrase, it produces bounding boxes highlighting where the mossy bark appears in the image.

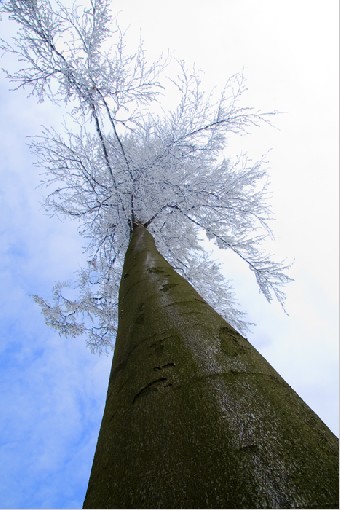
[83,226,338,509]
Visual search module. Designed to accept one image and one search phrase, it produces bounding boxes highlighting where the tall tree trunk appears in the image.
[83,226,338,509]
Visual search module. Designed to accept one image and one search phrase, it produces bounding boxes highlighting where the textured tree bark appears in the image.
[83,226,338,509]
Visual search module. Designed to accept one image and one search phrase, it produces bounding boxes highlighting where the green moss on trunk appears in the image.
[83,226,338,509]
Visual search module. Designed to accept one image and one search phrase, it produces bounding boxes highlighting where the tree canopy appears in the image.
[1,0,292,352]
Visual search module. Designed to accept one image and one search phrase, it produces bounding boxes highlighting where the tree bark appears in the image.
[83,226,338,509]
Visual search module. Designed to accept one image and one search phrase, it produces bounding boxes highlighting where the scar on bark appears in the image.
[153,362,175,371]
[133,377,173,403]
[160,283,178,292]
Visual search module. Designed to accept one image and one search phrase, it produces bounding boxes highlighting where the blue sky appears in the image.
[0,0,338,508]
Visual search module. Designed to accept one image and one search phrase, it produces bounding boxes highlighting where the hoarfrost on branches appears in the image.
[1,0,292,352]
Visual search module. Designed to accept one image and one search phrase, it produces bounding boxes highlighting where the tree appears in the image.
[1,1,338,508]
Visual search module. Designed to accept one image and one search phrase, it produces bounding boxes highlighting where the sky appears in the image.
[0,0,338,508]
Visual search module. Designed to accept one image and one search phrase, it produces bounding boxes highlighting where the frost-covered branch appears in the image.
[1,0,292,352]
